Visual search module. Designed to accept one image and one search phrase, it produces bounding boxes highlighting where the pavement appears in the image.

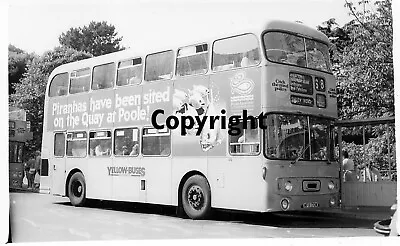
[315,206,393,221]
[9,183,39,193]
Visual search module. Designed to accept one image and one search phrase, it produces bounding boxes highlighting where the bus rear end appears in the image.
[261,20,339,212]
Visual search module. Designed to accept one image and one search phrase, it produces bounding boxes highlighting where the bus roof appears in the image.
[48,19,329,79]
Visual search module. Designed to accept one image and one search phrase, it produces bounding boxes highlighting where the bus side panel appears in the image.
[142,156,171,205]
[46,96,69,196]
[207,66,265,211]
[112,156,142,202]
[171,73,210,205]
[208,156,266,212]
[140,81,173,205]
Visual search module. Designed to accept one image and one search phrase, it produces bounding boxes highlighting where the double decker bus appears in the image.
[41,20,338,219]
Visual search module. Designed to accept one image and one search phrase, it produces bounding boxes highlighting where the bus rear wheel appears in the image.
[68,172,86,207]
[182,175,211,219]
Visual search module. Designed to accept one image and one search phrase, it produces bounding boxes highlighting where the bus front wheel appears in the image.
[68,172,86,207]
[182,175,211,219]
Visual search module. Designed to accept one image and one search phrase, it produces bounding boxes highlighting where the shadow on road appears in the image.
[54,199,375,230]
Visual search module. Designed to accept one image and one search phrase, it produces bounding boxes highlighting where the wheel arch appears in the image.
[65,168,85,197]
[177,170,211,209]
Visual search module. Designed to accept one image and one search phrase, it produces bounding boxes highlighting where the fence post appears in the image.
[387,123,391,180]
[338,126,343,207]
[362,125,366,182]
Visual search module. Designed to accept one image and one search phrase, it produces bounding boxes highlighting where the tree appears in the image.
[339,0,393,120]
[10,47,92,155]
[59,21,124,56]
[324,1,395,174]
[318,1,393,120]
[8,44,35,95]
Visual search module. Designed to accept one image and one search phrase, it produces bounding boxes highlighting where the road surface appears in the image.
[9,192,379,242]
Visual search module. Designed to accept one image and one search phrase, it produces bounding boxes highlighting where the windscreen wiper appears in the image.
[291,143,310,165]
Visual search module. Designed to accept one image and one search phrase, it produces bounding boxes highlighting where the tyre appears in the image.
[68,172,86,206]
[181,175,211,219]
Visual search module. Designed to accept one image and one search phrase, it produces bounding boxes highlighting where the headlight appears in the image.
[328,181,335,190]
[329,197,336,206]
[284,181,293,192]
[281,198,290,210]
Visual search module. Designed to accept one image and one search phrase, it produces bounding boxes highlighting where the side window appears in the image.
[92,63,115,90]
[176,44,208,76]
[142,128,170,156]
[49,73,69,97]
[145,51,174,81]
[229,121,260,155]
[70,68,91,94]
[114,128,140,156]
[54,132,65,157]
[117,58,143,86]
[89,131,112,157]
[212,34,260,71]
[66,132,87,157]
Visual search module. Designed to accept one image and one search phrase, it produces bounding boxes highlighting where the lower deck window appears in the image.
[89,131,112,157]
[142,128,171,156]
[114,128,140,156]
[229,121,260,155]
[66,132,87,157]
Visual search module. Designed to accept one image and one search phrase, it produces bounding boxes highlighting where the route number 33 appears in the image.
[314,77,326,92]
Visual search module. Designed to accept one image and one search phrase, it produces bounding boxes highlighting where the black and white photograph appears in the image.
[3,0,399,244]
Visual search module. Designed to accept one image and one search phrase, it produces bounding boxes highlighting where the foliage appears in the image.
[322,1,396,176]
[339,128,396,180]
[319,0,393,121]
[10,47,92,155]
[59,21,124,56]
[8,45,35,95]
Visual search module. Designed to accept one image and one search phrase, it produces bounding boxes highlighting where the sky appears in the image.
[6,0,360,55]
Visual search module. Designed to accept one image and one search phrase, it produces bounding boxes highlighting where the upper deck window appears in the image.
[263,32,331,73]
[145,51,174,81]
[212,34,260,71]
[49,73,69,97]
[117,58,142,86]
[176,44,208,76]
[92,63,115,90]
[70,68,91,94]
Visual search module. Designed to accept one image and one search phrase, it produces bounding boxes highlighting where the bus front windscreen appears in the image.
[263,32,331,73]
[264,114,333,161]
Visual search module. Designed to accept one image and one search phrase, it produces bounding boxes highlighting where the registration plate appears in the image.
[302,202,319,208]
